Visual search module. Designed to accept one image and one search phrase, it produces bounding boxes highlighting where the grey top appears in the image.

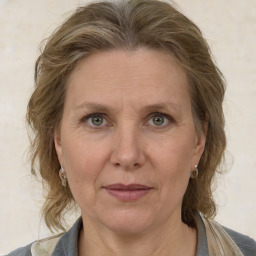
[7,215,256,256]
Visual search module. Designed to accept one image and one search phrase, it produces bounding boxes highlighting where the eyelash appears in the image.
[80,112,173,129]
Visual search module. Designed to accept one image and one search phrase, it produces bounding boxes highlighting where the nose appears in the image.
[110,124,146,170]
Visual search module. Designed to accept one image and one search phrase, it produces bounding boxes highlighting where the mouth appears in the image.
[103,184,153,201]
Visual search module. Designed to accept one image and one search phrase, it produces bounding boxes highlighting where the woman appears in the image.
[8,0,256,255]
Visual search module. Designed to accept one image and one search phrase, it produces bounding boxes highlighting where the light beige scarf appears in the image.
[202,216,244,256]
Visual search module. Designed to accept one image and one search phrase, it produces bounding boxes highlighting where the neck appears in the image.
[78,215,197,256]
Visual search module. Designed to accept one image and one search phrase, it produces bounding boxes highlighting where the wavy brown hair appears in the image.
[27,0,226,232]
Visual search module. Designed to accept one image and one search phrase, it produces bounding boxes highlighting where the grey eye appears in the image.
[152,116,165,126]
[147,112,171,127]
[82,113,108,128]
[91,116,104,126]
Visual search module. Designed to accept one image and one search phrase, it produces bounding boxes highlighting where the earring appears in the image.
[59,166,67,187]
[190,165,199,179]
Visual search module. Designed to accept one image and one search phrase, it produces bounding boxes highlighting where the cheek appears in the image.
[61,137,108,195]
[61,139,108,215]
[153,135,195,172]
[152,136,194,193]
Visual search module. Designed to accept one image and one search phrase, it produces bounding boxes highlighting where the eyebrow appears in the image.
[75,102,181,113]
[142,103,181,113]
[75,102,115,112]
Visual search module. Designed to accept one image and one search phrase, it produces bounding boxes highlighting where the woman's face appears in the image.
[55,48,206,234]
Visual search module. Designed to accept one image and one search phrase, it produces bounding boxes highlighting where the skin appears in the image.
[54,48,206,256]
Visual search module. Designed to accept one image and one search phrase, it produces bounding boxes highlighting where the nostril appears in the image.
[113,162,140,169]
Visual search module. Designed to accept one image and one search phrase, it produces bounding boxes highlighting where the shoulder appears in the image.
[223,226,256,255]
[6,217,82,256]
[6,233,63,256]
[6,243,32,256]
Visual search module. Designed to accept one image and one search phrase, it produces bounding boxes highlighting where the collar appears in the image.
[52,217,82,256]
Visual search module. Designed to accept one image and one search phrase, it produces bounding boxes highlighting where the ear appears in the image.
[54,128,63,165]
[192,120,208,167]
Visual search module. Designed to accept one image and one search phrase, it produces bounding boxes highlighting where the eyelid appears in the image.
[147,112,173,121]
[80,112,105,121]
[148,112,172,119]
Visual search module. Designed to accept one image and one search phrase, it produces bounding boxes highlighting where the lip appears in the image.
[104,183,153,201]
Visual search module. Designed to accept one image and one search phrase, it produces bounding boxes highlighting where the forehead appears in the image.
[65,48,190,111]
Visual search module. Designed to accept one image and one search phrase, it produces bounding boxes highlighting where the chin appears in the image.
[99,209,155,234]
